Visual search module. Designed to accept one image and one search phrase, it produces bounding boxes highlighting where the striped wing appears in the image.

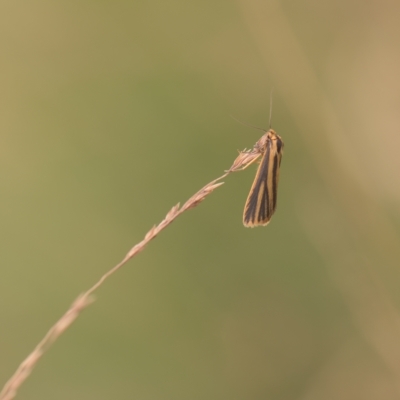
[243,134,283,227]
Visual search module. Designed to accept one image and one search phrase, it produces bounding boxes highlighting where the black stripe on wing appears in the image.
[243,139,272,226]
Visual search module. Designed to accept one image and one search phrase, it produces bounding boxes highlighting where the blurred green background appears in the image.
[1,1,400,399]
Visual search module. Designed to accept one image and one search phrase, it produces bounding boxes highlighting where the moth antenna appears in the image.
[269,88,274,129]
[229,115,266,132]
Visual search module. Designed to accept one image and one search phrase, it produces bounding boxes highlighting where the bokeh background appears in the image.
[1,1,400,399]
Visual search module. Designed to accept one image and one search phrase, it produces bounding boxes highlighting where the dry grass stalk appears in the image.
[0,145,262,400]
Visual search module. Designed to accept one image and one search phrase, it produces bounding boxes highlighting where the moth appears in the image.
[243,129,284,227]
